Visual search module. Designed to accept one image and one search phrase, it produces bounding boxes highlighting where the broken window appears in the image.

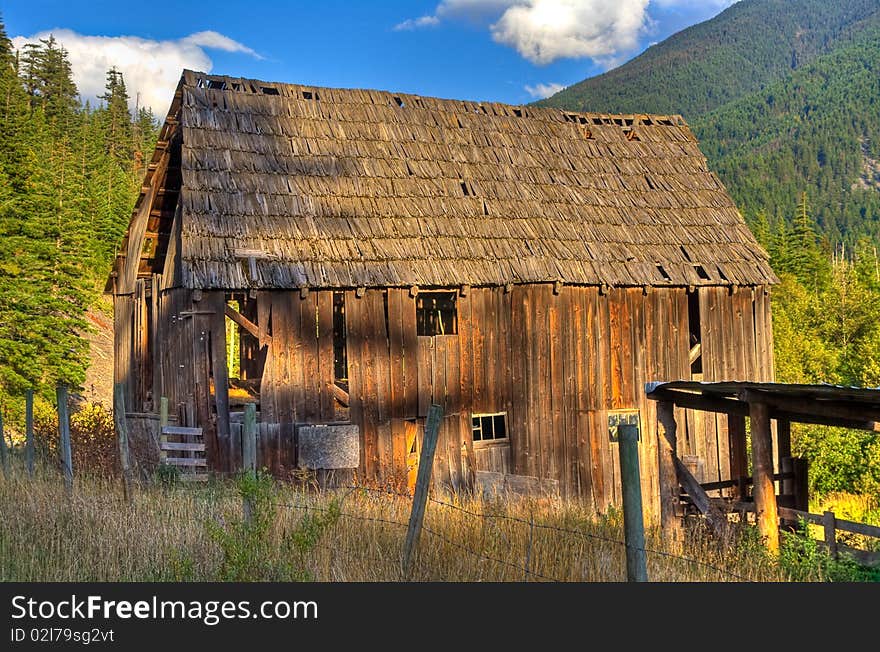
[223,293,263,408]
[416,292,458,336]
[472,413,507,442]
[687,290,702,375]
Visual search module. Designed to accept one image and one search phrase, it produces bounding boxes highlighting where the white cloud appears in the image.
[491,1,650,65]
[396,0,653,65]
[11,29,261,119]
[524,81,565,98]
[394,16,441,31]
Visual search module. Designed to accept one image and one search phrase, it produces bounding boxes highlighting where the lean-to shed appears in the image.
[108,70,777,515]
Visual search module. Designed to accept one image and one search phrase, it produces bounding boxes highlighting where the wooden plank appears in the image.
[164,457,208,467]
[587,289,606,508]
[401,292,419,419]
[568,287,596,510]
[345,290,365,474]
[509,286,528,475]
[225,303,260,340]
[457,290,476,489]
[417,337,433,419]
[472,288,487,412]
[161,425,203,436]
[160,442,206,451]
[560,288,578,498]
[301,292,322,422]
[371,290,393,480]
[548,285,565,493]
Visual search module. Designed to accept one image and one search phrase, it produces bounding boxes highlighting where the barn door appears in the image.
[405,421,420,494]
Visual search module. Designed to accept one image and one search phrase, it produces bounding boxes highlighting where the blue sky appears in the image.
[5,1,738,118]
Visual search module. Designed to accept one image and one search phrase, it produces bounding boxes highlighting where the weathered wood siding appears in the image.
[117,281,773,517]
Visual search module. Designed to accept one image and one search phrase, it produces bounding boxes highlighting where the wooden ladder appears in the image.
[159,426,208,482]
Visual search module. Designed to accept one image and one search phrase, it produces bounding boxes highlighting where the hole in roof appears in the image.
[656,264,671,281]
[479,105,487,114]
[680,245,692,262]
[460,181,471,197]
[483,200,489,216]
[717,265,729,282]
[592,117,603,125]
[232,83,242,91]
[578,116,588,125]
[405,161,414,177]
[456,117,463,128]
[513,108,523,118]
[625,118,634,126]
[645,175,656,190]
[261,87,280,95]
[302,90,317,100]
[394,96,405,108]
[207,79,227,90]
[625,129,640,141]
[694,265,711,281]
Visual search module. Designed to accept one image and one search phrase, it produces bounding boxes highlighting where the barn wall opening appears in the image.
[416,291,458,336]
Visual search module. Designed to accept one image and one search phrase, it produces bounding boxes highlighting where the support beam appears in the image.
[749,400,779,554]
[656,401,683,546]
[326,382,350,407]
[225,303,262,340]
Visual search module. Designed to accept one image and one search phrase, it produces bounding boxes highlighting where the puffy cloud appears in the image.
[491,1,650,65]
[524,81,565,98]
[11,29,260,119]
[395,0,653,64]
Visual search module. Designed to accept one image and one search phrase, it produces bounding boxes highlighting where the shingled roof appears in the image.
[113,69,777,291]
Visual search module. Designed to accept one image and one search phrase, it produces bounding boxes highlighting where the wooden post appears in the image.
[56,385,73,493]
[618,424,648,582]
[656,401,683,547]
[159,397,169,464]
[242,403,257,524]
[792,457,809,513]
[748,399,779,554]
[823,510,838,559]
[243,403,257,473]
[727,414,747,501]
[0,407,8,478]
[25,389,35,477]
[402,404,443,577]
[113,383,134,503]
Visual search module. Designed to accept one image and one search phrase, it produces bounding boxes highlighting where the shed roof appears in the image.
[114,70,777,291]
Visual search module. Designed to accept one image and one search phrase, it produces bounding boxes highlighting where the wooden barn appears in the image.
[108,70,777,518]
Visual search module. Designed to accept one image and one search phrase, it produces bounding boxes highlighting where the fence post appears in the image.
[159,396,169,467]
[25,389,35,477]
[402,404,443,577]
[242,403,257,524]
[56,385,73,493]
[0,407,8,478]
[823,510,838,559]
[618,423,648,582]
[113,383,134,503]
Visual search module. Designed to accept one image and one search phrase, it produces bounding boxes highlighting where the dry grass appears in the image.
[0,465,823,583]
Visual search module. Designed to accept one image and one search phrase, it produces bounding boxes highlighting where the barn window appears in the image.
[416,292,458,336]
[333,291,348,390]
[472,413,507,442]
[687,290,703,375]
